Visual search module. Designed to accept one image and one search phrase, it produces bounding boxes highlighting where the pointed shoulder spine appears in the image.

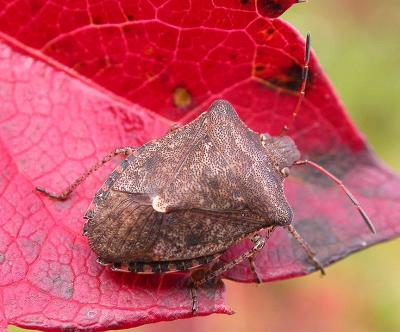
[207,99,237,117]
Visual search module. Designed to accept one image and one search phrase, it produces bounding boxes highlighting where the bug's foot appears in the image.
[313,257,326,276]
[304,246,326,276]
[35,186,68,201]
[249,257,262,284]
[254,272,262,284]
[189,285,198,313]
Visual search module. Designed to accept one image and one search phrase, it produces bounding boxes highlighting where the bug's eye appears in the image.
[280,167,290,177]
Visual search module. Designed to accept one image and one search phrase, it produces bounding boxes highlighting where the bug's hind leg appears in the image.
[35,147,135,201]
[286,224,326,275]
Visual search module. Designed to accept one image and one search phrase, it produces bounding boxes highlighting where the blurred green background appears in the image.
[9,0,400,331]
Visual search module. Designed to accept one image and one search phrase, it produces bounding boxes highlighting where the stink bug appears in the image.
[35,34,375,312]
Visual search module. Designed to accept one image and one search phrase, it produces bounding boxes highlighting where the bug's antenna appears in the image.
[294,160,376,234]
[281,33,311,136]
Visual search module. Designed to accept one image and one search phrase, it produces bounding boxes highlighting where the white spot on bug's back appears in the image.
[152,195,167,213]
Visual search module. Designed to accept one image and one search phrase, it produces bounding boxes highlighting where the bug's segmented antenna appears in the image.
[294,160,376,234]
[281,33,311,135]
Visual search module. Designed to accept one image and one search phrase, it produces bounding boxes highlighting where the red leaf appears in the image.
[0,43,230,330]
[1,0,399,331]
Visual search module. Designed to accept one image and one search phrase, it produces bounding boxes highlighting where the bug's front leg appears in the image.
[35,147,135,201]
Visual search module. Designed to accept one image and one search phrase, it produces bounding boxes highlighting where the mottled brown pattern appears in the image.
[85,100,300,267]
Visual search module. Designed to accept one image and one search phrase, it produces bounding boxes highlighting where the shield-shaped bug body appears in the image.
[84,100,300,273]
[35,35,375,312]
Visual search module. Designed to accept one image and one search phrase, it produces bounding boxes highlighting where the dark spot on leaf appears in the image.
[259,0,281,12]
[173,86,192,109]
[255,64,265,72]
[160,73,170,83]
[92,17,102,25]
[155,54,166,62]
[229,52,237,61]
[122,25,135,36]
[98,57,111,67]
[126,14,134,21]
[257,0,294,18]
[240,0,250,4]
[30,0,43,14]
[269,64,309,92]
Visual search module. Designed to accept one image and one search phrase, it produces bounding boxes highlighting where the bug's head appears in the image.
[259,133,300,178]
